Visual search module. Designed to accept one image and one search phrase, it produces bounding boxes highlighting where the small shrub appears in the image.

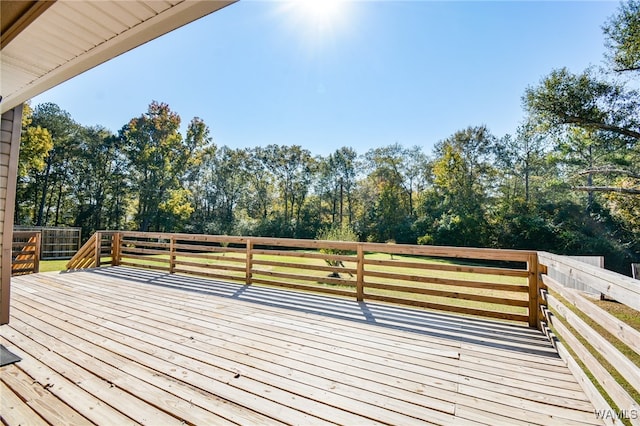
[316,224,358,278]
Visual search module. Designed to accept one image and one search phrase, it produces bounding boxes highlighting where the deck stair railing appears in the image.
[11,230,41,275]
[66,231,118,270]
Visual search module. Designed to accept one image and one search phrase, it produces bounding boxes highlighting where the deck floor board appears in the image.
[1,267,604,425]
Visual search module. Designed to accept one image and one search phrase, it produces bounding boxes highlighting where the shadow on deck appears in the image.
[1,267,603,426]
[87,266,555,358]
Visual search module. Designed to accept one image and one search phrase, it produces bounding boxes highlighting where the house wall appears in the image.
[0,104,23,325]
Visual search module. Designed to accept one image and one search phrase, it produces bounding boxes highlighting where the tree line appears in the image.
[15,0,639,274]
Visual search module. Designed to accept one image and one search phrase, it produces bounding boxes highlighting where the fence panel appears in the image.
[14,226,81,259]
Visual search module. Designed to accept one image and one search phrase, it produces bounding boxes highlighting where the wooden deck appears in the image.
[1,267,603,425]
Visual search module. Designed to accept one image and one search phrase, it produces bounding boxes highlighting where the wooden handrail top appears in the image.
[110,230,537,261]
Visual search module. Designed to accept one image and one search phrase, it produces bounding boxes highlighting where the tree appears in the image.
[15,104,53,224]
[72,126,129,234]
[260,145,315,236]
[196,146,249,234]
[26,103,79,226]
[419,126,496,247]
[361,143,424,243]
[121,101,211,231]
[603,0,640,73]
[316,223,358,278]
[523,1,640,196]
[316,147,358,227]
[243,147,276,225]
[494,124,548,204]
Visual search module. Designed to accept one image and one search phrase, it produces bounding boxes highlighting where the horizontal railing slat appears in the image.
[539,252,640,311]
[546,292,640,395]
[250,249,355,262]
[363,258,529,277]
[543,274,640,357]
[174,260,246,274]
[364,269,529,293]
[540,304,640,420]
[252,259,357,275]
[176,252,245,263]
[365,293,529,322]
[253,269,356,288]
[365,281,529,307]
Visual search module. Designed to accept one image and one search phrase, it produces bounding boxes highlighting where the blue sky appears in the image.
[32,0,620,156]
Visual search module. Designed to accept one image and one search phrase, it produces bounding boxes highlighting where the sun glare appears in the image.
[298,0,345,24]
[287,0,351,35]
[277,0,354,54]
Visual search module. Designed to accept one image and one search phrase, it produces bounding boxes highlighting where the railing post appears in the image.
[527,253,538,328]
[112,232,121,266]
[356,243,364,302]
[246,239,253,285]
[34,232,41,273]
[169,235,176,274]
[94,232,102,268]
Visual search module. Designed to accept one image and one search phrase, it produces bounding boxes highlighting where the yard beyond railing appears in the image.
[67,231,538,325]
[63,230,640,424]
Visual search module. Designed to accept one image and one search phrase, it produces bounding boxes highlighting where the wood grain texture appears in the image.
[0,268,602,426]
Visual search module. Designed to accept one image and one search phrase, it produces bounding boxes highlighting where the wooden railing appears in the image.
[66,231,117,270]
[538,252,640,425]
[11,231,41,276]
[64,231,640,422]
[67,231,537,325]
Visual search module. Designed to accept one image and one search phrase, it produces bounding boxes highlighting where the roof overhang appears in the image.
[1,0,236,114]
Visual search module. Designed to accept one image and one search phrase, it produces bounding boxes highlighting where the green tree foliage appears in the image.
[519,0,640,271]
[189,146,249,234]
[24,103,79,226]
[524,1,640,197]
[418,126,495,247]
[493,124,548,204]
[120,101,211,231]
[18,103,53,178]
[72,126,129,236]
[604,0,640,72]
[260,144,315,237]
[316,223,358,277]
[15,104,53,224]
[316,147,358,227]
[361,143,421,243]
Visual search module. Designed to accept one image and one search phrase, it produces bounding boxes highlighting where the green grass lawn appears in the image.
[39,259,70,272]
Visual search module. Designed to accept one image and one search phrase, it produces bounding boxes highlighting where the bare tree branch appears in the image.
[562,115,640,140]
[573,186,640,195]
[578,168,640,179]
[613,66,640,73]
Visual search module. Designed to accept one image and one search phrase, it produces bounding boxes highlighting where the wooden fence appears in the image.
[14,226,81,259]
[67,231,538,325]
[12,231,41,275]
[538,252,640,425]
